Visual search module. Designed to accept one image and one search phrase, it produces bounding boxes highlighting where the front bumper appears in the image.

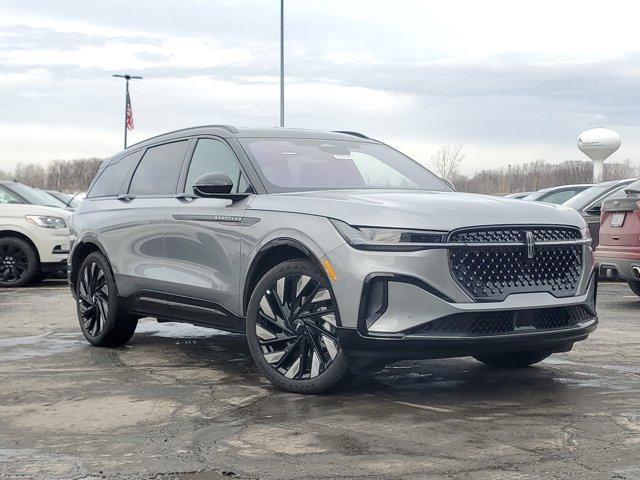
[324,241,597,359]
[337,318,597,359]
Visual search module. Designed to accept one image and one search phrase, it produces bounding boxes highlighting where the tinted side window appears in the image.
[88,152,141,198]
[540,190,576,204]
[129,141,188,196]
[0,186,22,204]
[184,139,249,194]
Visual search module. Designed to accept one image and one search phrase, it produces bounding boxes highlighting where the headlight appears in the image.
[330,219,446,251]
[580,226,591,240]
[25,215,67,229]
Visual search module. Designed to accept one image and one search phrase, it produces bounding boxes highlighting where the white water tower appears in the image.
[577,127,621,183]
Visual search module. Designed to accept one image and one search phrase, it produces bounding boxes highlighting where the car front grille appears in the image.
[409,305,593,336]
[448,226,583,301]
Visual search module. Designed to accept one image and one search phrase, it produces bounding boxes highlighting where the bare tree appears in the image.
[455,159,640,194]
[2,158,103,192]
[431,144,464,182]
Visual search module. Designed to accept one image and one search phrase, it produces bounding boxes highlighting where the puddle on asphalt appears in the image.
[135,319,235,338]
[0,333,84,362]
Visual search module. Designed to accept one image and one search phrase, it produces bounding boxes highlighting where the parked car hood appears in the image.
[1,204,71,219]
[248,190,586,231]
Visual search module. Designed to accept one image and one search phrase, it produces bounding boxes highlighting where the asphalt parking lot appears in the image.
[1,281,639,480]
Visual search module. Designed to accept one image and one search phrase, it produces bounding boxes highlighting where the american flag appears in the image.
[125,90,134,130]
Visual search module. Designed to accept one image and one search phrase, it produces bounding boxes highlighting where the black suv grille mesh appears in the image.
[411,305,592,336]
[449,227,583,301]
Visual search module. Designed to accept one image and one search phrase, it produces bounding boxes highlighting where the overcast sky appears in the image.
[2,0,640,173]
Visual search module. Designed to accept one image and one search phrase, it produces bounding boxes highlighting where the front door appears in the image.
[163,137,253,331]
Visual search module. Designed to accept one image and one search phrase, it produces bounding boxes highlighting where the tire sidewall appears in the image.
[0,237,38,288]
[246,259,350,394]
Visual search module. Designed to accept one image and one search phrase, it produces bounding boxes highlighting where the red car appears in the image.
[595,179,640,296]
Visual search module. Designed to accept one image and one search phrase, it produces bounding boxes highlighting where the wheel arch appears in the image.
[0,229,41,264]
[242,238,325,315]
[69,237,109,288]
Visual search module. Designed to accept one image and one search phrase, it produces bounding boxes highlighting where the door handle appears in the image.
[175,193,197,201]
[117,194,136,202]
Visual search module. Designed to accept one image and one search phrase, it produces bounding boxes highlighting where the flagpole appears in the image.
[279,0,284,127]
[113,74,142,149]
[124,77,129,148]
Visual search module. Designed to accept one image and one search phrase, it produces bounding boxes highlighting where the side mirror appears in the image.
[584,205,601,216]
[193,172,234,196]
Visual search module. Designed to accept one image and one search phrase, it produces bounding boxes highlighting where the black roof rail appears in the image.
[207,124,239,133]
[333,130,370,139]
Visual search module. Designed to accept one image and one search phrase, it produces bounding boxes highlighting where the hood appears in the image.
[5,204,71,219]
[248,190,586,231]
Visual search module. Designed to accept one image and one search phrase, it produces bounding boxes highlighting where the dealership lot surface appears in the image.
[1,281,639,480]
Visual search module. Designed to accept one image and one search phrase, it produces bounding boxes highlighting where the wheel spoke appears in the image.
[305,320,338,342]
[295,281,322,317]
[284,356,301,379]
[273,338,302,370]
[296,339,308,379]
[306,327,328,372]
[296,308,335,321]
[259,310,293,335]
[259,334,299,346]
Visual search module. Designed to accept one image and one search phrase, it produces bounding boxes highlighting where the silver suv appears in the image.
[69,126,598,393]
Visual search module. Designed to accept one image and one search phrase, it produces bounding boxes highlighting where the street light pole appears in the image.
[113,74,142,149]
[280,0,284,127]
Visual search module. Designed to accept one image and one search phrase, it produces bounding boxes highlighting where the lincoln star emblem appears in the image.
[526,231,535,259]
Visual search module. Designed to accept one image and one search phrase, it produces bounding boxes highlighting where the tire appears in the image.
[627,280,640,297]
[246,258,350,394]
[0,237,38,287]
[474,351,551,368]
[75,251,137,347]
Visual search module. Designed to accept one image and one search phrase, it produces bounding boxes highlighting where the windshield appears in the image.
[239,138,451,193]
[7,183,67,207]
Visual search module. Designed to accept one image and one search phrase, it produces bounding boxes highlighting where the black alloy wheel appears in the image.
[75,251,138,347]
[0,237,38,287]
[77,261,109,338]
[246,259,350,393]
[257,273,339,379]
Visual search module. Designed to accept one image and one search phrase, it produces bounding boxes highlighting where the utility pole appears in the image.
[280,0,284,127]
[113,74,142,149]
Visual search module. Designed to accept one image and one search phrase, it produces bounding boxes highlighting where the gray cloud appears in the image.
[1,0,640,169]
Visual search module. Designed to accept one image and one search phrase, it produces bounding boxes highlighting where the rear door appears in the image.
[163,137,254,331]
[104,140,190,317]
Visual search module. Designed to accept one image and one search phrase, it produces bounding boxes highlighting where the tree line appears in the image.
[429,144,639,194]
[0,158,103,192]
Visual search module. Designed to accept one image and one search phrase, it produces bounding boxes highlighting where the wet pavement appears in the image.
[1,280,639,479]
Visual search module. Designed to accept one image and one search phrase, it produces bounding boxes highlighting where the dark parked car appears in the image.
[45,190,83,209]
[595,179,640,295]
[562,179,636,248]
[68,126,597,394]
[504,191,533,199]
[523,184,592,204]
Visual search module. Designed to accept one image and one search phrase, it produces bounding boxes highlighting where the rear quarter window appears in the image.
[88,151,142,198]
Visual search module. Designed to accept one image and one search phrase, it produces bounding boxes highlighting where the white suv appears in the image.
[0,181,70,287]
